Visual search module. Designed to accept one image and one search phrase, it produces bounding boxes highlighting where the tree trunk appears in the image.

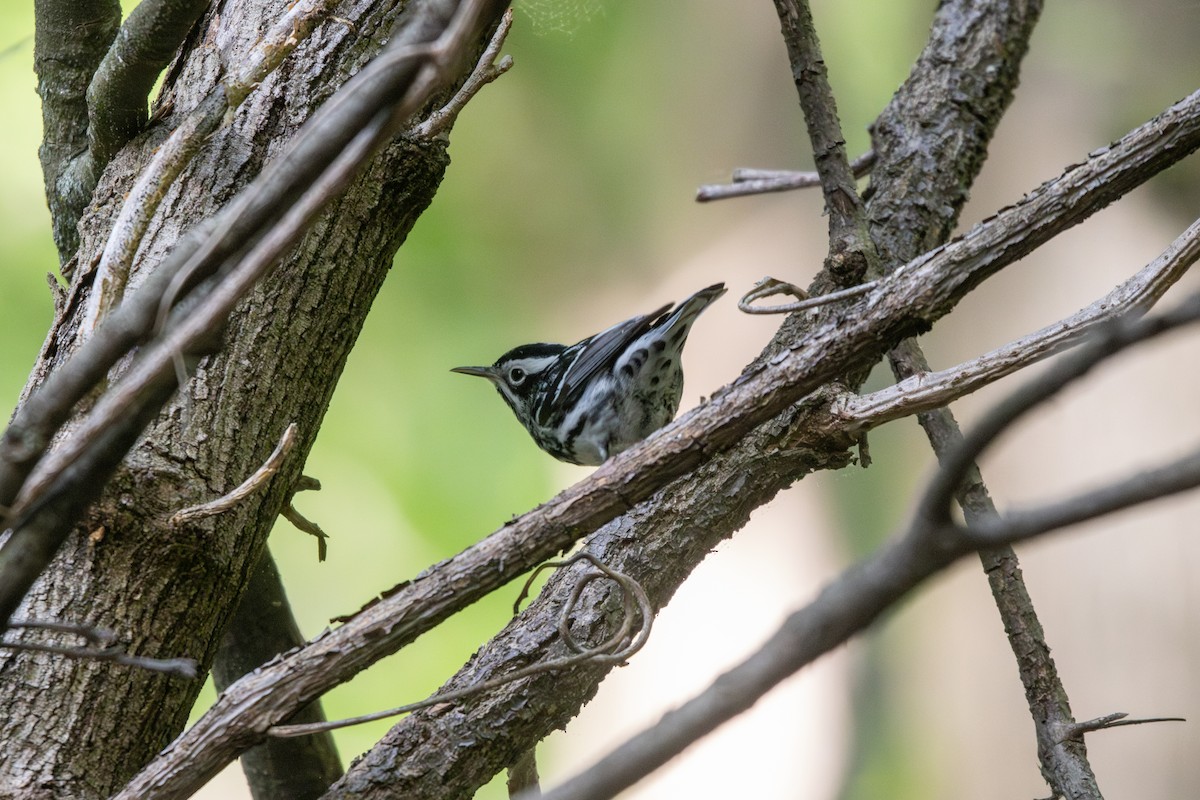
[0,1,480,796]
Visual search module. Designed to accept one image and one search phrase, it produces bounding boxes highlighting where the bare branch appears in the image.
[864,2,1109,796]
[2,619,198,678]
[105,87,1200,800]
[86,0,211,169]
[529,535,959,800]
[839,215,1200,429]
[695,150,875,202]
[528,468,1199,800]
[169,422,298,526]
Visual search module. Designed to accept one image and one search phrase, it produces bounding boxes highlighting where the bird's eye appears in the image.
[508,367,526,385]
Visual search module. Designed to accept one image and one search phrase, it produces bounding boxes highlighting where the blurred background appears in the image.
[2,0,1200,797]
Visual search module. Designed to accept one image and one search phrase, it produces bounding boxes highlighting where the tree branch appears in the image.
[86,0,211,169]
[270,552,652,739]
[0,0,512,630]
[841,215,1200,428]
[531,292,1200,800]
[771,0,875,287]
[213,552,343,800]
[33,0,121,261]
[168,423,298,526]
[108,86,1200,799]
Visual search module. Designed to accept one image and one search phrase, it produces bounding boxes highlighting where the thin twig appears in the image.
[409,8,514,139]
[737,275,877,315]
[280,489,328,563]
[2,619,198,678]
[269,552,652,738]
[695,150,876,202]
[863,3,1091,797]
[281,472,326,558]
[1057,713,1186,742]
[169,423,298,526]
[9,618,118,645]
[838,215,1200,429]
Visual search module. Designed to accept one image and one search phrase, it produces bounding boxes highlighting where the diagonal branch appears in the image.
[841,215,1200,429]
[531,291,1200,800]
[107,86,1200,800]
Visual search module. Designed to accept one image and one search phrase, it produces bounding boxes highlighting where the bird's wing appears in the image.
[549,302,672,416]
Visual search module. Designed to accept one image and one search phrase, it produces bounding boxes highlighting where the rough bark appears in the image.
[5,0,1197,798]
[0,0,497,797]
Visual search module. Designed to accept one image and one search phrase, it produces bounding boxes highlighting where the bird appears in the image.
[452,282,726,465]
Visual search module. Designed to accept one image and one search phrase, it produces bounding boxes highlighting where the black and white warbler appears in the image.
[452,282,726,465]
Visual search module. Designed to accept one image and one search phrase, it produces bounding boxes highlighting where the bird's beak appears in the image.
[450,365,496,380]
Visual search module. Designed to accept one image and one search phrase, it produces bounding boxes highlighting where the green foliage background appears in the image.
[1,1,1198,797]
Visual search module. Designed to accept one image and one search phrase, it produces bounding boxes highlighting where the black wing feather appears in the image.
[551,302,672,412]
